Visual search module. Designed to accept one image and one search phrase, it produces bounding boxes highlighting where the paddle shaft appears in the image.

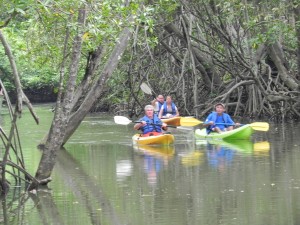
[134,121,176,128]
[215,123,238,126]
[214,122,269,131]
[114,116,177,128]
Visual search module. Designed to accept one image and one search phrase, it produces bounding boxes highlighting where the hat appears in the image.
[215,103,225,108]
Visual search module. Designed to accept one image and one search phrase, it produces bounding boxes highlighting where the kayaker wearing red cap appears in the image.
[204,103,240,133]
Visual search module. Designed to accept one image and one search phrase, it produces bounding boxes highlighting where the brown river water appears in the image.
[1,104,300,225]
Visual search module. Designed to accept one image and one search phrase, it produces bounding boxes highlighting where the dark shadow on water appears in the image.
[55,148,126,225]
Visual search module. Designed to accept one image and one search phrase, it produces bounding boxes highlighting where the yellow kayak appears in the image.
[162,116,203,127]
[161,117,181,126]
[132,133,174,145]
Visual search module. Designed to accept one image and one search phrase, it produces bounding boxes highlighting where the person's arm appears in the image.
[203,113,213,126]
[158,107,163,119]
[175,106,179,117]
[227,116,234,125]
[151,98,157,107]
[133,120,146,130]
[229,116,240,126]
[226,114,240,126]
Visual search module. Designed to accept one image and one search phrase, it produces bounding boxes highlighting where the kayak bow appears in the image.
[195,124,253,140]
[161,117,181,126]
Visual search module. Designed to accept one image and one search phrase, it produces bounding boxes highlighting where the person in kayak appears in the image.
[151,94,165,114]
[204,103,240,133]
[134,105,168,137]
[158,95,179,119]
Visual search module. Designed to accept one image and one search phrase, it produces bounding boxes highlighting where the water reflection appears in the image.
[116,160,133,182]
[206,142,236,170]
[133,145,174,186]
[0,189,30,225]
[55,148,126,225]
[3,105,300,225]
[196,140,270,170]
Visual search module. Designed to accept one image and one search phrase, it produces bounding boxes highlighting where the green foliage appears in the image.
[20,69,59,89]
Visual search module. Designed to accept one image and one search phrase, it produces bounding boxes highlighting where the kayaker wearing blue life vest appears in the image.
[134,105,168,137]
[151,94,165,114]
[204,103,240,133]
[158,96,179,119]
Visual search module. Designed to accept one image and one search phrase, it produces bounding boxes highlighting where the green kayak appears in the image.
[195,124,253,140]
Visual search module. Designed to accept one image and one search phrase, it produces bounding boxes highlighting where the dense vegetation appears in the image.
[0,0,299,192]
[1,0,299,120]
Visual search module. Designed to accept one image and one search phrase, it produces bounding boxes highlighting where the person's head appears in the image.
[157,95,164,103]
[166,96,172,104]
[144,105,154,117]
[215,103,225,114]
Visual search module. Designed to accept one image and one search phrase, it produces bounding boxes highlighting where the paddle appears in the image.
[214,122,269,131]
[180,117,203,126]
[253,141,270,152]
[140,82,156,99]
[114,116,177,128]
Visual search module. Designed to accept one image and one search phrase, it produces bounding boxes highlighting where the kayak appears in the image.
[161,116,202,126]
[195,125,253,140]
[132,133,174,145]
[161,117,181,126]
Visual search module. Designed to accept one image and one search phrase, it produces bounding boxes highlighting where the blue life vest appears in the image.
[162,102,176,116]
[205,112,234,133]
[140,114,162,134]
[155,101,164,114]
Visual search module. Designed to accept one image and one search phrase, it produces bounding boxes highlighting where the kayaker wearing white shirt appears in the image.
[151,94,165,114]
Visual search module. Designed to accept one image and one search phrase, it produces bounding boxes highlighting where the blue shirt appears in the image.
[205,112,234,132]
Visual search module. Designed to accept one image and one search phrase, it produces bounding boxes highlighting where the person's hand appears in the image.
[140,121,146,126]
[166,113,172,118]
[208,121,214,125]
[235,122,240,127]
[162,122,168,131]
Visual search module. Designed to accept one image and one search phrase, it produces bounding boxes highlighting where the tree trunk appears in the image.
[63,27,133,145]
[294,4,300,80]
[268,41,299,91]
[31,17,133,189]
[31,6,87,187]
[163,22,220,88]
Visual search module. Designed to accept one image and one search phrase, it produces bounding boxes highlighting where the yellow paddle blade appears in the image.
[249,122,269,131]
[180,117,203,126]
[253,141,270,155]
[181,151,204,166]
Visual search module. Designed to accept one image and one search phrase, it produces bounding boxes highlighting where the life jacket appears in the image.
[205,112,232,134]
[162,102,176,116]
[140,114,162,134]
[155,101,164,114]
